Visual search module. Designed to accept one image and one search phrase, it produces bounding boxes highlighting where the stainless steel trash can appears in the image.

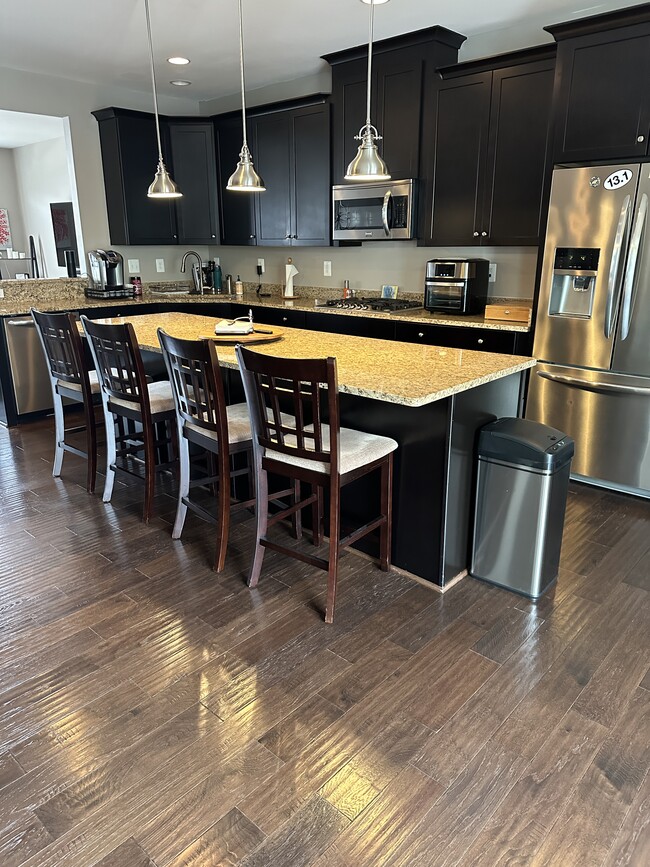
[470,418,575,598]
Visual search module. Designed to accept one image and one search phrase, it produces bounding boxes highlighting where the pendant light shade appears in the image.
[144,0,182,199]
[345,0,391,181]
[227,0,265,192]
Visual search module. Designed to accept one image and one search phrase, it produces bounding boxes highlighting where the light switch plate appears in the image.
[0,287,4,299]
[257,258,265,273]
[127,258,140,274]
[488,263,497,282]
[323,260,332,277]
[155,259,165,273]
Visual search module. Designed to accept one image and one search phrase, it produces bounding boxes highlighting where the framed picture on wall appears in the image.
[0,208,12,249]
[50,202,79,267]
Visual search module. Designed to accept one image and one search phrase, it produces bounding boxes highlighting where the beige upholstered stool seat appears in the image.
[267,424,397,475]
[109,380,175,414]
[184,402,252,445]
[59,369,101,394]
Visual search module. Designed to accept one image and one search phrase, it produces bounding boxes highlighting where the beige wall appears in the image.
[0,148,26,253]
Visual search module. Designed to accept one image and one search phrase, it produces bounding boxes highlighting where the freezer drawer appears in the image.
[526,362,650,496]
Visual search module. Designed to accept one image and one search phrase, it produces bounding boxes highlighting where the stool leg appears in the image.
[325,479,340,624]
[379,453,393,572]
[142,419,156,523]
[52,391,65,478]
[248,463,268,588]
[103,409,117,504]
[292,479,303,540]
[311,484,322,546]
[214,447,231,573]
[84,399,98,494]
[172,432,190,539]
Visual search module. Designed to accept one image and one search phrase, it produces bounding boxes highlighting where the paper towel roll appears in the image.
[284,262,299,297]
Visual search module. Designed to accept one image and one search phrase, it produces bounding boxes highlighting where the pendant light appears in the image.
[227,0,265,191]
[144,0,182,198]
[345,0,391,181]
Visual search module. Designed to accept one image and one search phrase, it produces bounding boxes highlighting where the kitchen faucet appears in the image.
[180,250,204,295]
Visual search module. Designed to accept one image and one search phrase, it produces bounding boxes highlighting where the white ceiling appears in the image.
[0,0,643,104]
[0,110,65,149]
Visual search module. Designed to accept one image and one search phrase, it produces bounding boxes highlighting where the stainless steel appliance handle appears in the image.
[7,319,36,327]
[552,269,598,277]
[537,369,650,396]
[605,194,631,339]
[381,190,391,236]
[620,192,648,340]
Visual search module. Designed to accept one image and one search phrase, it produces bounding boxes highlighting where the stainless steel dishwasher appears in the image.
[3,316,53,414]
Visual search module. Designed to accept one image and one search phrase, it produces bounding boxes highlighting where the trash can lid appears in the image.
[478,417,575,471]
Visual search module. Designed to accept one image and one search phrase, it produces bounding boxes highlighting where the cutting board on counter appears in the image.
[208,327,284,345]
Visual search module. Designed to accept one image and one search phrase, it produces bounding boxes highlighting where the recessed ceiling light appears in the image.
[167,56,190,65]
[170,80,192,86]
[360,0,390,5]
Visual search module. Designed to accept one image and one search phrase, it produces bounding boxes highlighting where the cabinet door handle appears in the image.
[473,231,479,237]
[418,332,424,338]
[477,338,484,344]
[282,316,288,322]
[637,135,645,143]
[481,231,487,237]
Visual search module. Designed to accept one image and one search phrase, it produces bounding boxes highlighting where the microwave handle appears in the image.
[381,191,391,236]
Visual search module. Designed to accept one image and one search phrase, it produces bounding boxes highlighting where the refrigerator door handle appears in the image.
[537,369,650,396]
[620,192,648,340]
[605,194,631,339]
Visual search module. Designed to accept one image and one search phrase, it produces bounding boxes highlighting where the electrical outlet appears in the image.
[155,258,165,273]
[257,258,265,273]
[127,258,140,274]
[323,260,332,277]
[488,263,497,283]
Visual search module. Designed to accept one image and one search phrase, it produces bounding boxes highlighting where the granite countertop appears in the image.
[89,311,535,407]
[0,279,532,332]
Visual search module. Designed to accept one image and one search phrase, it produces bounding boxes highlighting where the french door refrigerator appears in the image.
[527,163,650,497]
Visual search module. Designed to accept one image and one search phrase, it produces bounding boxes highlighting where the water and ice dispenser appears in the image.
[548,248,600,319]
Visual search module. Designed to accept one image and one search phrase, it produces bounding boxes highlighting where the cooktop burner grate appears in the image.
[320,297,423,313]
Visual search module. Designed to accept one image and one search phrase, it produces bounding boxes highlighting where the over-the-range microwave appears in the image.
[332,179,416,241]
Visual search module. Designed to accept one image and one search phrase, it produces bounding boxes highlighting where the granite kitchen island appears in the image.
[92,311,535,589]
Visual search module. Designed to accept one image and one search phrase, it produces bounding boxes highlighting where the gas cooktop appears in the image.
[318,297,423,313]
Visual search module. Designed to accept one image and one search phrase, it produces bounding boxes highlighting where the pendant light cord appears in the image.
[144,0,164,163]
[365,0,375,127]
[237,0,249,150]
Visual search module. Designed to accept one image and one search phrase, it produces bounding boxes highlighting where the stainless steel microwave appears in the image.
[332,179,416,241]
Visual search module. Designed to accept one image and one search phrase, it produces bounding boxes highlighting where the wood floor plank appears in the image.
[602,768,650,867]
[238,794,349,867]
[0,813,54,867]
[461,708,608,866]
[0,753,24,790]
[318,640,413,712]
[164,807,266,867]
[258,693,344,762]
[532,687,650,865]
[93,837,157,867]
[471,608,544,664]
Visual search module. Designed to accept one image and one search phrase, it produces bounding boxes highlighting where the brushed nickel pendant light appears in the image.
[227,0,265,191]
[144,0,182,198]
[345,0,391,181]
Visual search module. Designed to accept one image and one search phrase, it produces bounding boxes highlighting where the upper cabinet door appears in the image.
[168,122,219,245]
[375,55,424,180]
[252,113,293,246]
[216,117,257,246]
[552,23,650,162]
[329,58,370,185]
[94,111,177,245]
[425,72,492,246]
[291,104,330,246]
[484,60,555,245]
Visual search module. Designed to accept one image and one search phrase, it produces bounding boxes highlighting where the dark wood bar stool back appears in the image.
[31,308,100,493]
[158,329,255,572]
[81,316,176,522]
[237,345,397,623]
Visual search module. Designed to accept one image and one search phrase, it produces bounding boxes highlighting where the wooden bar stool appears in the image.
[158,329,257,572]
[80,316,176,523]
[31,308,101,493]
[236,345,397,623]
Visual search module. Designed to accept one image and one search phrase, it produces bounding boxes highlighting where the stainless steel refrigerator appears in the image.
[527,163,650,497]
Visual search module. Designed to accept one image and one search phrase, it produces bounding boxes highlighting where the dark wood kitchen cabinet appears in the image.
[324,27,465,185]
[546,6,650,163]
[252,102,330,246]
[93,108,219,246]
[420,46,555,247]
[394,320,529,355]
[215,115,257,245]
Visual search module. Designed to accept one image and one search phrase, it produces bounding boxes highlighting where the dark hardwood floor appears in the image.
[0,415,648,867]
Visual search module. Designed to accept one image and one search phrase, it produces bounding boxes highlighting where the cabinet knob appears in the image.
[249,234,256,240]
[481,231,488,237]
[173,234,178,239]
[477,338,484,344]
[637,135,645,143]
[282,316,288,322]
[285,234,291,240]
[418,332,424,338]
[211,234,216,238]
[473,231,479,237]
